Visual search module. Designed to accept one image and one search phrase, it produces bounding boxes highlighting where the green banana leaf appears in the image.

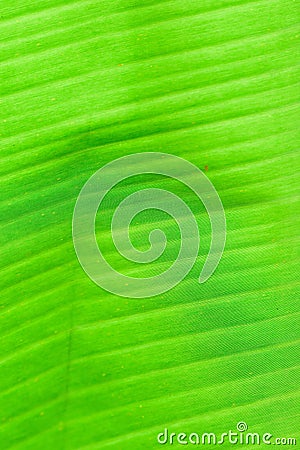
[1,0,299,448]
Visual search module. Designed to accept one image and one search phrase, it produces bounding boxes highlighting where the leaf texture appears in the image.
[0,0,299,449]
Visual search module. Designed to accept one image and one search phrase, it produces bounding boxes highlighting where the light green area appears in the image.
[0,0,299,448]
